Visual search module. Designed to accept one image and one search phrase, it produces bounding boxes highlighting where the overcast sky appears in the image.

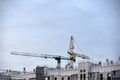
[0,0,120,71]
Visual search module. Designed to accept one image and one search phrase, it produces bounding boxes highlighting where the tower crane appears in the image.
[67,36,90,69]
[11,36,90,69]
[11,51,73,69]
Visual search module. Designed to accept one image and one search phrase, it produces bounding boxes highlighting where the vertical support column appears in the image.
[68,36,75,69]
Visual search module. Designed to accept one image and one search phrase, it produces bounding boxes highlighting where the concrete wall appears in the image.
[78,62,93,80]
[111,70,120,80]
[0,73,11,80]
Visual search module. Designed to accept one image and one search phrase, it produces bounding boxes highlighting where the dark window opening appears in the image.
[89,73,92,77]
[100,74,103,80]
[68,76,70,80]
[54,77,57,80]
[80,74,82,80]
[113,71,116,75]
[62,77,64,80]
[83,69,86,72]
[80,70,82,72]
[83,74,86,80]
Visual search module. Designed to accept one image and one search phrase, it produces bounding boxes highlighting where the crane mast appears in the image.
[68,36,90,69]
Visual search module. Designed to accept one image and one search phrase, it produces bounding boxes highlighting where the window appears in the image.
[89,73,92,77]
[83,74,86,80]
[80,74,82,80]
[100,74,103,80]
[113,71,116,75]
[83,69,86,72]
[62,77,64,80]
[80,70,82,72]
[54,77,57,80]
[68,76,70,80]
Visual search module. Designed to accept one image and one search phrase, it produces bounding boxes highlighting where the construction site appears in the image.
[0,36,120,80]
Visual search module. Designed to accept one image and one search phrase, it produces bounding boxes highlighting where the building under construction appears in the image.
[0,36,120,80]
[0,58,120,80]
[46,57,120,80]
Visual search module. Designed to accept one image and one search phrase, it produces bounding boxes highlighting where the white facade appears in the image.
[1,71,36,80]
[47,58,120,80]
[47,69,78,80]
[11,72,35,80]
[1,57,120,80]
